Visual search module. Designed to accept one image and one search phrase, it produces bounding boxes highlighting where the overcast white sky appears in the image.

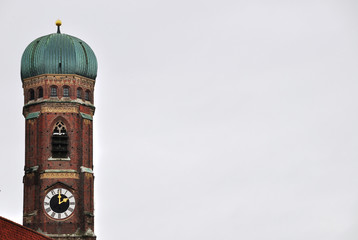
[1,0,358,239]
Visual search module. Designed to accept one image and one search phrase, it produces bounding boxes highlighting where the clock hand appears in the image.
[59,198,68,204]
[58,192,62,204]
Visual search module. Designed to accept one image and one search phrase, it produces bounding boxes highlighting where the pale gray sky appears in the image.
[1,0,358,239]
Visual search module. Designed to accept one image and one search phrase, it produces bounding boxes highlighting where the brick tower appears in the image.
[20,21,97,240]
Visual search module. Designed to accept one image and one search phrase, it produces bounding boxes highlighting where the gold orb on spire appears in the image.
[56,19,62,27]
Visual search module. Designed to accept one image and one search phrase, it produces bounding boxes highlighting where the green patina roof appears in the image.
[21,32,97,81]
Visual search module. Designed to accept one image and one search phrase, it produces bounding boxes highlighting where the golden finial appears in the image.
[56,19,62,33]
[56,19,62,27]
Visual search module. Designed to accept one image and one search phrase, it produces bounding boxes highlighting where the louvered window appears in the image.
[52,122,68,158]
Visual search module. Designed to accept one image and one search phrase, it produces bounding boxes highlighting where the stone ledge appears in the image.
[80,166,93,174]
[25,165,39,173]
[43,169,77,173]
[48,156,71,161]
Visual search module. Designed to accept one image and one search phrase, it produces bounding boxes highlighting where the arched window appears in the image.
[29,89,35,100]
[77,88,82,99]
[85,90,90,101]
[38,87,43,98]
[63,86,70,97]
[52,121,68,158]
[50,86,57,97]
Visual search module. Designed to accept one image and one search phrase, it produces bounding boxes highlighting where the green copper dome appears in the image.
[21,31,97,81]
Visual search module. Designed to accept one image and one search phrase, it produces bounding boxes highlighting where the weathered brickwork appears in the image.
[23,74,96,240]
[22,74,95,104]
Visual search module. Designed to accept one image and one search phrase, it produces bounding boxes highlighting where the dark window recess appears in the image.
[50,87,57,97]
[52,121,68,158]
[85,91,90,101]
[77,88,82,99]
[38,87,43,98]
[29,89,35,100]
[63,87,69,97]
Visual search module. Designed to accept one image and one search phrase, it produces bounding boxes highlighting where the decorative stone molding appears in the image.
[23,74,95,89]
[40,172,79,179]
[42,106,78,113]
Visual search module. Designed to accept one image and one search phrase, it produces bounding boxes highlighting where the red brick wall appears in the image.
[22,75,96,239]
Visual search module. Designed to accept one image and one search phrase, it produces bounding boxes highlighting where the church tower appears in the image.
[20,21,97,240]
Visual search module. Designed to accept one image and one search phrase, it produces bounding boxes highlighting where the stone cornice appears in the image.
[43,169,77,173]
[24,99,95,108]
[22,74,95,87]
[23,101,95,118]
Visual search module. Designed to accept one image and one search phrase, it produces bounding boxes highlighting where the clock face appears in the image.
[44,188,76,220]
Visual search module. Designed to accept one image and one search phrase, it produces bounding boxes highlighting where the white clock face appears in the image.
[44,188,76,220]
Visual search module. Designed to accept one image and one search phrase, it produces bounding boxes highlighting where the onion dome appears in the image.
[21,20,97,81]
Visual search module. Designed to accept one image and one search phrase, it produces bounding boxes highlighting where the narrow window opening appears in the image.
[77,88,82,99]
[38,87,43,98]
[85,90,90,101]
[63,87,69,97]
[29,89,35,100]
[50,87,57,97]
[52,121,68,158]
